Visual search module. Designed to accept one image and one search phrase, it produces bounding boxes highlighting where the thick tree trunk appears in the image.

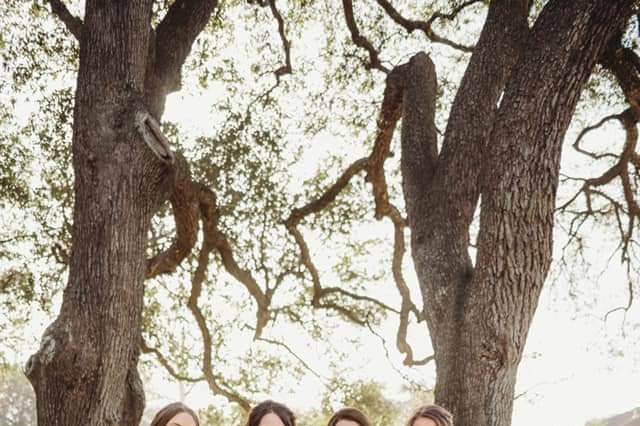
[27,0,216,423]
[25,2,166,425]
[402,1,631,425]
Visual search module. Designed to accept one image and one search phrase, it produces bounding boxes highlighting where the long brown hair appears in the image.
[245,400,296,426]
[150,402,200,426]
[407,404,453,426]
[327,407,371,426]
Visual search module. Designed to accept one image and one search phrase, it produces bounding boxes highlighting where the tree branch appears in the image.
[572,112,624,160]
[188,196,252,411]
[373,0,481,53]
[284,58,433,364]
[365,318,434,387]
[367,57,430,365]
[366,64,407,219]
[146,0,219,116]
[248,0,292,80]
[146,154,200,279]
[195,186,271,339]
[284,157,398,325]
[147,168,270,339]
[48,0,82,40]
[268,0,292,80]
[286,158,370,225]
[342,0,390,73]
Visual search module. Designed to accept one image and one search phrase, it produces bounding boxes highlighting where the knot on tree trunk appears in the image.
[134,111,175,165]
[25,319,98,389]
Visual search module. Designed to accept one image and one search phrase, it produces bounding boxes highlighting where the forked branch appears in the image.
[200,186,271,338]
[374,0,480,52]
[284,54,438,366]
[572,112,624,160]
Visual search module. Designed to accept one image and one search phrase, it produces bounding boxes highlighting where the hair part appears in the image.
[407,404,453,426]
[327,407,371,426]
[246,400,296,426]
[150,402,200,426]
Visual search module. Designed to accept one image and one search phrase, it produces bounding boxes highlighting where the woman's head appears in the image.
[407,404,453,426]
[246,400,296,426]
[150,402,200,426]
[327,407,371,426]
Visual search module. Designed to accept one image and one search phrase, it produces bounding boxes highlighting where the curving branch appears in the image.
[144,181,259,410]
[365,318,434,388]
[188,189,252,411]
[145,156,271,338]
[366,64,407,219]
[199,187,271,338]
[425,0,484,26]
[48,0,82,40]
[373,0,480,52]
[284,158,395,324]
[286,158,370,225]
[560,112,639,256]
[366,59,428,365]
[342,0,390,73]
[146,155,200,279]
[268,0,293,80]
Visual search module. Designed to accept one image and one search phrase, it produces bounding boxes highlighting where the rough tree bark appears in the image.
[401,1,632,425]
[26,1,217,425]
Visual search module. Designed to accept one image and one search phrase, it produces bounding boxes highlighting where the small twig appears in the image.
[251,330,325,380]
[603,263,635,322]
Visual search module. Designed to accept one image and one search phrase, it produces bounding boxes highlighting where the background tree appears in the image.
[1,1,639,426]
